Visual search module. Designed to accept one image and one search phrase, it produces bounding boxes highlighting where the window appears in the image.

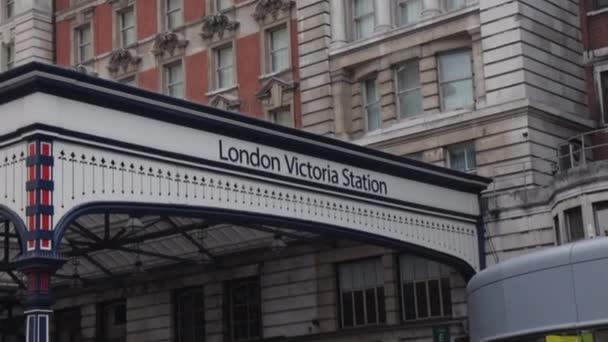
[407,151,424,161]
[594,201,608,237]
[398,0,422,25]
[119,7,136,47]
[268,26,289,73]
[55,307,81,342]
[4,0,13,19]
[215,45,234,89]
[352,0,375,40]
[3,42,14,71]
[447,141,476,172]
[165,62,184,98]
[99,301,127,342]
[226,277,261,341]
[396,61,422,118]
[338,258,385,328]
[216,0,233,12]
[601,72,608,124]
[269,108,293,127]
[166,0,183,30]
[176,288,205,342]
[596,0,608,9]
[400,255,452,321]
[439,50,474,111]
[446,0,466,10]
[364,79,381,131]
[75,24,92,63]
[565,206,585,242]
[554,215,561,245]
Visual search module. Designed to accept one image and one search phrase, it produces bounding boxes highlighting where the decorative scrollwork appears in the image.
[107,49,142,73]
[252,0,294,21]
[151,32,189,57]
[200,13,239,40]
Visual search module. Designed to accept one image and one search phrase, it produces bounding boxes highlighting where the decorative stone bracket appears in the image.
[200,13,240,40]
[256,77,297,109]
[151,32,189,58]
[252,0,295,21]
[107,49,142,74]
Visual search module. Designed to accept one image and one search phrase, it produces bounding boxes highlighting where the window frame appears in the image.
[564,206,585,242]
[225,276,262,342]
[553,215,561,245]
[395,60,422,119]
[363,78,381,132]
[398,254,453,322]
[268,106,294,127]
[215,0,234,13]
[75,23,93,64]
[266,24,290,74]
[164,60,184,98]
[438,49,475,112]
[397,0,423,26]
[595,0,608,10]
[118,6,136,48]
[445,0,466,11]
[596,67,608,125]
[446,141,477,172]
[175,287,205,342]
[337,257,386,329]
[214,43,236,90]
[351,0,376,41]
[593,201,608,237]
[165,0,183,31]
[97,300,127,342]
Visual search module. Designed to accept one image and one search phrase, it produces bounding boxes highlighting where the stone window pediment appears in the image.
[106,0,134,10]
[256,76,297,109]
[209,93,241,111]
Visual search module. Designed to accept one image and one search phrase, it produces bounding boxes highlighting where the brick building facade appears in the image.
[1,0,608,342]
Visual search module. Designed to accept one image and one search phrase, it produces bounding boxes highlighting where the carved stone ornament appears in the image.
[107,49,142,73]
[106,0,133,9]
[151,32,189,57]
[209,93,241,111]
[200,13,239,40]
[252,0,295,21]
[256,77,297,108]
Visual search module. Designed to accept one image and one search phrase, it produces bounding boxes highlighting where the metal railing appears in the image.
[556,127,608,172]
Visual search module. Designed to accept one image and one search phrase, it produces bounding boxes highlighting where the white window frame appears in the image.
[363,78,381,132]
[446,141,476,172]
[438,49,474,111]
[397,0,423,26]
[75,23,92,64]
[338,258,385,329]
[214,44,235,90]
[351,0,376,40]
[165,0,183,31]
[215,0,233,13]
[395,60,422,119]
[594,63,608,125]
[445,0,466,11]
[164,61,184,98]
[399,255,453,321]
[118,6,136,48]
[266,24,290,74]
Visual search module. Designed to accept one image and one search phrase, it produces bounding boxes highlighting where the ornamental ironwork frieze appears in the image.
[252,0,294,21]
[200,13,239,40]
[107,49,142,74]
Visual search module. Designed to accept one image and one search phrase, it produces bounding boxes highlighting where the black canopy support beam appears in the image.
[66,238,113,277]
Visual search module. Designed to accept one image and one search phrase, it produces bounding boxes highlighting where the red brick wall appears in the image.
[55,19,71,65]
[138,0,158,40]
[185,0,205,23]
[290,18,302,128]
[237,33,262,117]
[186,51,208,103]
[138,68,160,92]
[55,0,70,12]
[589,14,608,50]
[94,4,113,55]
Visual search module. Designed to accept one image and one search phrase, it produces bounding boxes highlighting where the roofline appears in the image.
[0,62,491,194]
